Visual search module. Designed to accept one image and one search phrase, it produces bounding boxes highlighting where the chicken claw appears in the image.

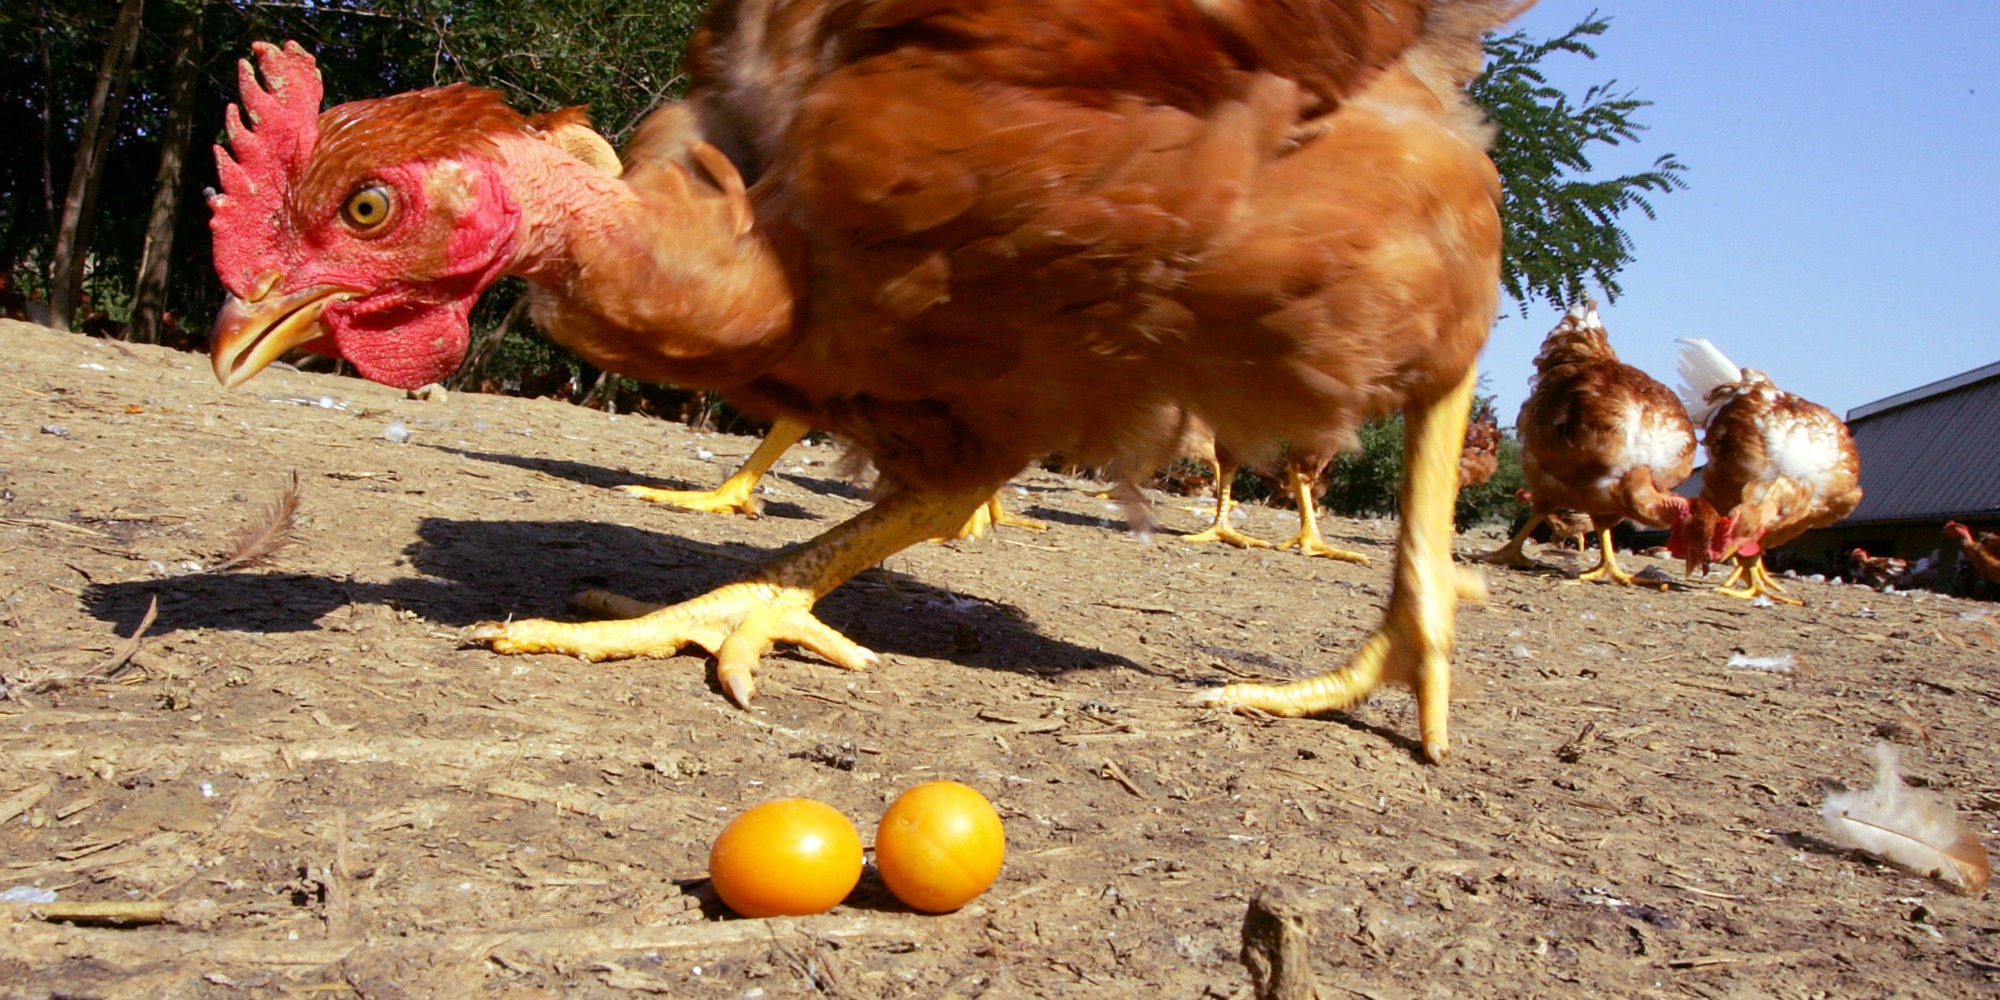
[1714,554,1802,605]
[1575,528,1661,588]
[467,482,992,704]
[1475,513,1553,569]
[942,494,1049,540]
[1180,459,1273,550]
[469,582,877,705]
[1197,370,1476,762]
[1277,469,1372,563]
[618,417,811,516]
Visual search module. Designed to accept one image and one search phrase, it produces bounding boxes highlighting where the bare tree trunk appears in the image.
[48,0,145,332]
[37,21,58,247]
[129,6,202,345]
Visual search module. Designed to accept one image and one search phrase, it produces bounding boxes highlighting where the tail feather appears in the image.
[1675,337,1743,429]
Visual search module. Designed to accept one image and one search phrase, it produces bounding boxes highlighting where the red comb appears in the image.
[210,41,322,293]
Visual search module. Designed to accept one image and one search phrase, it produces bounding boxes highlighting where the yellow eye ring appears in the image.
[341,185,394,230]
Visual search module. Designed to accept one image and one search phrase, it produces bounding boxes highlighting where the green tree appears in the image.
[1472,11,1688,312]
[1320,12,1684,523]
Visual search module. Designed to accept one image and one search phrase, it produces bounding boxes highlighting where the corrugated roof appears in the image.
[1841,362,2000,525]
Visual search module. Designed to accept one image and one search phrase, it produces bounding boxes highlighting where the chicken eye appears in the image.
[341,185,394,230]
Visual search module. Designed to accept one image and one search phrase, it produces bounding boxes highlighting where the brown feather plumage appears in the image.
[210,470,303,572]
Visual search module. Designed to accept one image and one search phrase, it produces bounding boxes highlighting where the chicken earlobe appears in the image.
[469,483,996,705]
[1196,368,1486,763]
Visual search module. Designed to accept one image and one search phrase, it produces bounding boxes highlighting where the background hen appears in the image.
[1671,338,1863,604]
[1481,302,1694,585]
[1945,522,2000,588]
[207,0,1519,761]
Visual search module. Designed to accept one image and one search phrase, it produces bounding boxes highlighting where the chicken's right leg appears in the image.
[619,416,812,516]
[1577,528,1642,586]
[1182,459,1272,550]
[1475,513,1547,569]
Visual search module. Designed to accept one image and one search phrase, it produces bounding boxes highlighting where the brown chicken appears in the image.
[1846,547,1908,590]
[207,0,1517,761]
[1668,339,1863,604]
[1481,303,1695,585]
[1459,402,1500,488]
[1945,522,2000,586]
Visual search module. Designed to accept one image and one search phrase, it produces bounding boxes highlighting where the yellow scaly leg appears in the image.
[1715,554,1802,605]
[470,483,993,705]
[1276,467,1371,563]
[944,492,1050,540]
[1182,459,1273,550]
[1576,528,1640,586]
[618,416,812,515]
[1476,512,1548,569]
[1197,368,1486,763]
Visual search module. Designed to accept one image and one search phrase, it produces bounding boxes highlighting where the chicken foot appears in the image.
[1182,459,1274,550]
[468,483,994,705]
[1576,528,1657,588]
[944,494,1050,541]
[619,416,811,516]
[1276,467,1372,563]
[1196,368,1484,763]
[1715,554,1801,605]
[1475,513,1552,569]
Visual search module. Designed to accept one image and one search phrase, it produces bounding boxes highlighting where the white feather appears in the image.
[1820,742,1990,894]
[1674,337,1744,429]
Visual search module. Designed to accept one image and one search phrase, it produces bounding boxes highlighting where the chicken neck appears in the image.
[497,133,800,393]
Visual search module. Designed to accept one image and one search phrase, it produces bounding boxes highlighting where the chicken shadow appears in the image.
[81,517,1134,680]
[424,443,865,518]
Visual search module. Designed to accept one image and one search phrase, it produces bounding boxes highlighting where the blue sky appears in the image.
[1477,2,2000,424]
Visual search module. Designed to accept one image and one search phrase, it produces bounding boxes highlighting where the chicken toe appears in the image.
[468,483,992,704]
[1276,468,1372,563]
[1714,554,1802,605]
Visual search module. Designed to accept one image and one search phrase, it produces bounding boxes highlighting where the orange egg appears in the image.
[708,798,863,918]
[873,780,1006,913]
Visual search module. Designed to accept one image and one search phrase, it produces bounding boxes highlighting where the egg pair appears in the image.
[708,780,1005,917]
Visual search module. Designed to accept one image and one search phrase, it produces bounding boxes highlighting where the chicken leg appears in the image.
[1576,528,1642,586]
[1197,368,1484,763]
[945,493,1050,540]
[1476,513,1550,569]
[1182,459,1274,550]
[619,416,812,516]
[1276,466,1372,563]
[469,483,994,705]
[1715,554,1800,605]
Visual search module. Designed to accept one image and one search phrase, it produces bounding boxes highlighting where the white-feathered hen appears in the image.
[1668,338,1862,603]
[1481,301,1695,586]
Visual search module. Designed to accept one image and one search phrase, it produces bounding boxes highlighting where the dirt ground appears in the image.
[1,318,1996,999]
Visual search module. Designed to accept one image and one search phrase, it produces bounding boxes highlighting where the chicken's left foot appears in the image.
[469,483,993,704]
[1277,468,1372,563]
[944,494,1049,540]
[1715,555,1802,605]
[469,582,874,706]
[1576,529,1660,588]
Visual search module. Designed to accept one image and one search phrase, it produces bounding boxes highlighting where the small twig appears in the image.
[1100,759,1149,799]
[91,595,157,678]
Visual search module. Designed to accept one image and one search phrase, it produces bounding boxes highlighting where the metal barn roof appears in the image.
[1841,359,2000,525]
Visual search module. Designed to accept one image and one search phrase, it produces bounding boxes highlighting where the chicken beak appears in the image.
[210,280,353,390]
